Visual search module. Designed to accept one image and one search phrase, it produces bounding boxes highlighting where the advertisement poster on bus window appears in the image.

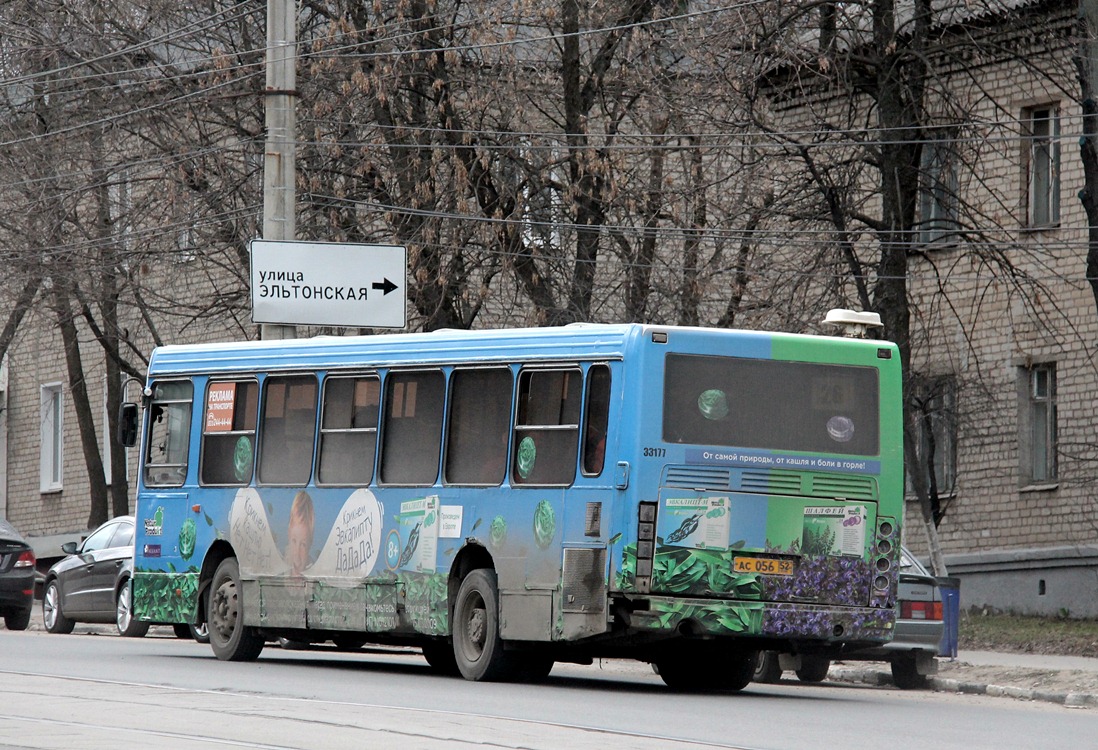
[204,382,236,432]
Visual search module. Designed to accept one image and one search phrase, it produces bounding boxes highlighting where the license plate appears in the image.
[733,556,794,576]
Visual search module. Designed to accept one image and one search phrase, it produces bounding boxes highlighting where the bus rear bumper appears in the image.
[623,596,895,646]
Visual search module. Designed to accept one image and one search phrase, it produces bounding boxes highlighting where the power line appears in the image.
[0,1,260,88]
[7,191,1096,289]
[0,1,778,150]
[0,0,1069,158]
[0,1,750,97]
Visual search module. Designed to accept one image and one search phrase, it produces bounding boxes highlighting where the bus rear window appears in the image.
[663,354,879,455]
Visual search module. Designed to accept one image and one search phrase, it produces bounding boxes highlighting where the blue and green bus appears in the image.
[122,317,903,688]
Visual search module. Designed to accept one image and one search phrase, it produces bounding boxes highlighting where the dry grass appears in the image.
[959,610,1098,657]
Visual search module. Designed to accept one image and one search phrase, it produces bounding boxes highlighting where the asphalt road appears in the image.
[1,629,1095,750]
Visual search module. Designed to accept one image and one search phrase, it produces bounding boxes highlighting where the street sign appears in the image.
[249,240,407,328]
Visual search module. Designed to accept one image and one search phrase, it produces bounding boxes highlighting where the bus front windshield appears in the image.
[662,353,879,456]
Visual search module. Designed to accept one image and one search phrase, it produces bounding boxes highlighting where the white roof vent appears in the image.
[821,308,883,338]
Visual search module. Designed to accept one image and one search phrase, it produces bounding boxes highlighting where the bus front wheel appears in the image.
[453,569,513,681]
[209,558,264,662]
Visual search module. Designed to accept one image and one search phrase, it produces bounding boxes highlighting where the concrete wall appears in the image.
[943,547,1098,618]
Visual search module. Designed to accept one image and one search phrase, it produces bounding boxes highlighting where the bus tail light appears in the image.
[871,516,899,600]
[900,600,943,621]
[635,502,657,593]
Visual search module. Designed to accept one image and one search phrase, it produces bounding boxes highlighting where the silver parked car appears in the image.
[753,546,945,689]
[42,515,207,641]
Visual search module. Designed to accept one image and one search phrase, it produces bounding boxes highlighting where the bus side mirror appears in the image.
[117,402,139,447]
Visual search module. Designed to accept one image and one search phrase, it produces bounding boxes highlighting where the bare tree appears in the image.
[739,0,1084,571]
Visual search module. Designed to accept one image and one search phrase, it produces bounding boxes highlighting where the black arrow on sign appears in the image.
[372,278,398,296]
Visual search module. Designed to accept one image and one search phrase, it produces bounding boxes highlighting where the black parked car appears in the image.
[42,515,207,641]
[0,520,35,630]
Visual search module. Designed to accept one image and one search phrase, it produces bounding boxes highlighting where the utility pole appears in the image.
[261,0,297,340]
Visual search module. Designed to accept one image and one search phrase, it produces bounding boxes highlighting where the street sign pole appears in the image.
[261,0,297,340]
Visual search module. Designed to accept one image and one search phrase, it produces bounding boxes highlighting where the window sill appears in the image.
[1019,482,1059,493]
[919,239,960,252]
[1021,224,1061,234]
[904,490,957,502]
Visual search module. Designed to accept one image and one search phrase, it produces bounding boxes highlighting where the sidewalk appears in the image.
[829,650,1098,707]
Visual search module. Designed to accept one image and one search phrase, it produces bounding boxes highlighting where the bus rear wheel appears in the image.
[209,558,264,662]
[655,647,756,691]
[453,569,513,681]
[752,650,783,684]
[795,655,831,683]
[422,639,460,676]
[513,653,554,682]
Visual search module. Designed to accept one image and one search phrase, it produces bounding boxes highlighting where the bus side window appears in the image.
[379,370,445,485]
[582,365,611,476]
[143,380,193,487]
[445,368,513,485]
[318,375,379,485]
[258,375,319,486]
[200,380,258,485]
[513,369,581,486]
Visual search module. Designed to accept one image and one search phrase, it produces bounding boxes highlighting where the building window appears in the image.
[109,168,133,250]
[1025,106,1060,227]
[919,137,959,244]
[1019,363,1057,485]
[40,383,63,492]
[102,379,112,486]
[908,375,957,497]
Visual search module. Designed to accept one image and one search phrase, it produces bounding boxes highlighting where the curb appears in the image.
[829,665,1098,708]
